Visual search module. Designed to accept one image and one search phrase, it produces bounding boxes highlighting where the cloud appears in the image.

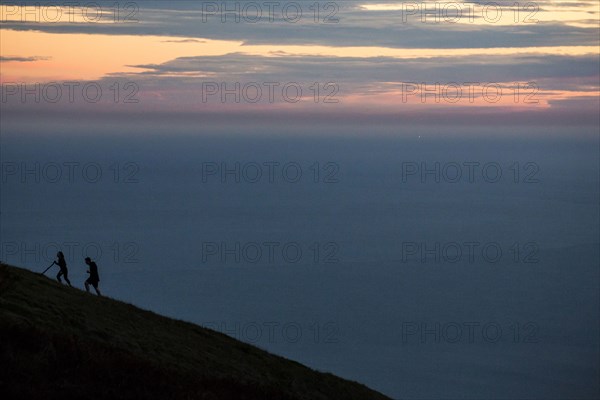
[0,55,50,62]
[162,39,206,43]
[1,1,598,49]
[123,52,600,88]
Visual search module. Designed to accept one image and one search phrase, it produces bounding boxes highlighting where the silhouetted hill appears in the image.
[0,263,391,400]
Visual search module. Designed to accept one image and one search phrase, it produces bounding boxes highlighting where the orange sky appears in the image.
[1,3,598,112]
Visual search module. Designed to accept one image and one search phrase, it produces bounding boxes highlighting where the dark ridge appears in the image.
[0,263,392,400]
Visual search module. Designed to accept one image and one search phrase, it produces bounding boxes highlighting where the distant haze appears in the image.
[2,128,598,399]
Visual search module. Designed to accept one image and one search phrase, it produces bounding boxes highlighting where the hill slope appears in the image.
[0,264,391,400]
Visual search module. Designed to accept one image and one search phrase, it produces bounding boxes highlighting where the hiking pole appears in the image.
[41,262,56,275]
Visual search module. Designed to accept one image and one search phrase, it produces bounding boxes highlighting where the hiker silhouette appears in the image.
[55,251,72,287]
[84,257,102,296]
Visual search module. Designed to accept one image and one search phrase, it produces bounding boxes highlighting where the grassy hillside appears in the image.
[0,263,391,400]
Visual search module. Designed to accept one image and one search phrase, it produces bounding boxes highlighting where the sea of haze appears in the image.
[1,122,598,399]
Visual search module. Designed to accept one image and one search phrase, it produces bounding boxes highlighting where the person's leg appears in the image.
[84,279,90,293]
[56,271,63,283]
[63,270,72,287]
[93,282,101,296]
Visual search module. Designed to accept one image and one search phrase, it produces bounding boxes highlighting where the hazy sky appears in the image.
[1,1,599,126]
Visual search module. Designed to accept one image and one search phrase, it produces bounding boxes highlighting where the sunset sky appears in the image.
[1,1,599,125]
